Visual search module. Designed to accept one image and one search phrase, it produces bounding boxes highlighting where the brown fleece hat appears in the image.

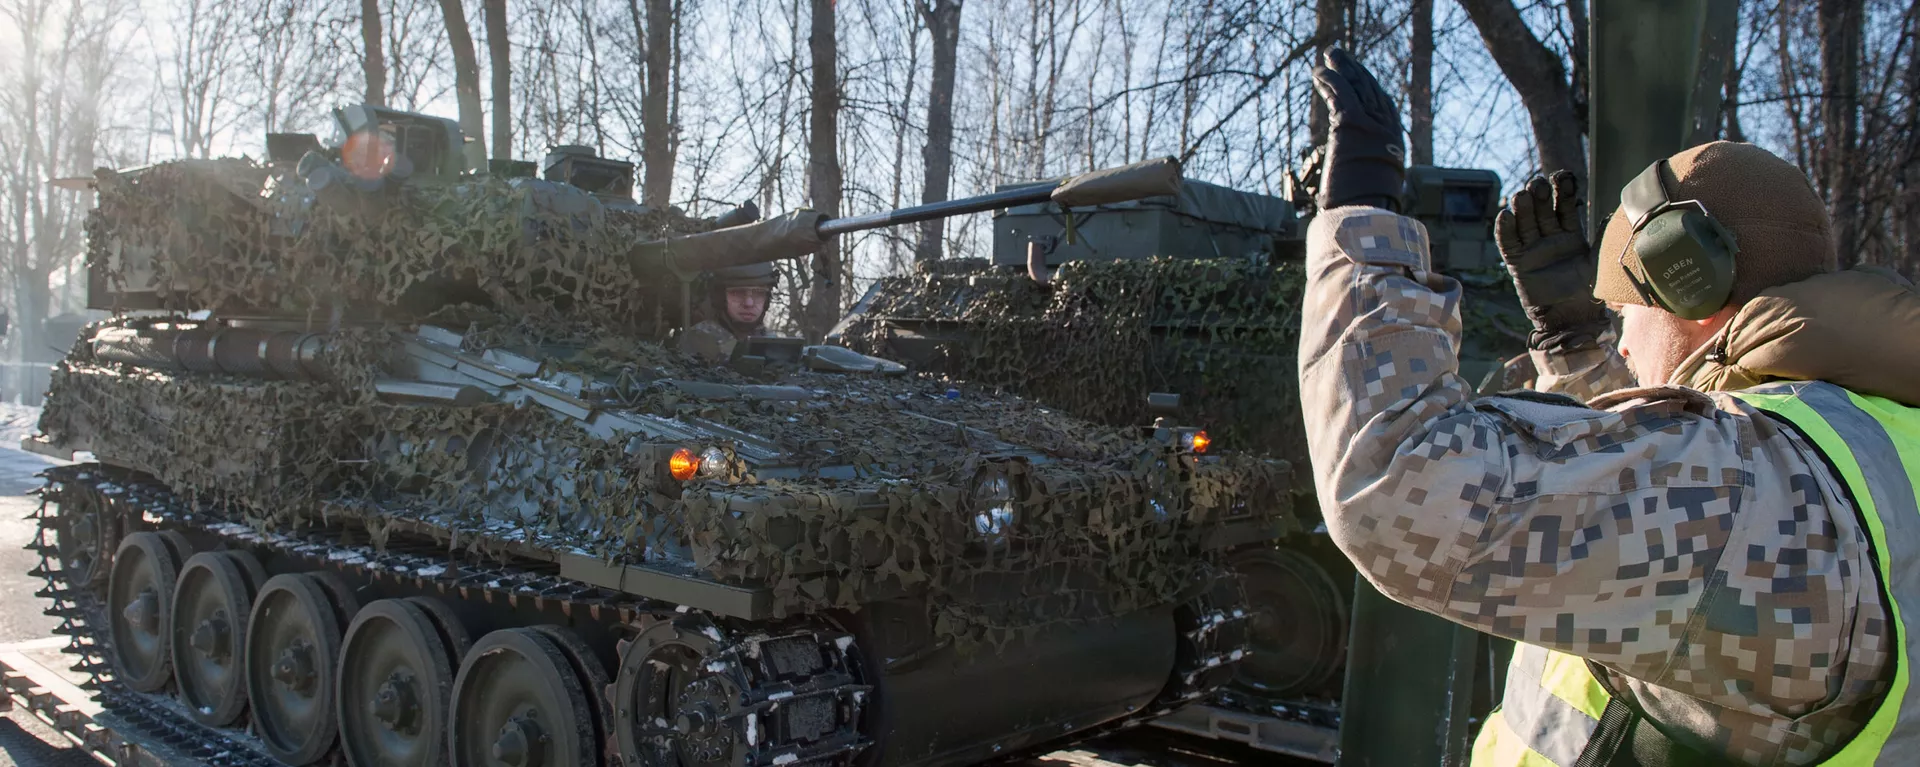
[1594,141,1837,309]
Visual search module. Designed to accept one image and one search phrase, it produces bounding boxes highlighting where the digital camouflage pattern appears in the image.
[39,157,1295,650]
[1298,205,1890,765]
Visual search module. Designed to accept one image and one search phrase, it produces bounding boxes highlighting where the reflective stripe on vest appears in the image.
[1469,381,1920,766]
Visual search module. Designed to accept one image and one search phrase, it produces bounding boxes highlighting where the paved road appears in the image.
[0,404,100,766]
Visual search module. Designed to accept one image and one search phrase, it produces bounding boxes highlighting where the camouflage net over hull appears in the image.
[834,258,1530,497]
[836,259,1312,464]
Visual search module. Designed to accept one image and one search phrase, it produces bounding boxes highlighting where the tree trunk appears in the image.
[1818,0,1863,265]
[437,0,486,155]
[804,0,843,341]
[361,0,386,106]
[1902,5,1920,274]
[915,0,963,263]
[1309,0,1348,147]
[1457,0,1586,187]
[483,0,511,160]
[1724,26,1746,142]
[641,0,675,207]
[1408,0,1434,165]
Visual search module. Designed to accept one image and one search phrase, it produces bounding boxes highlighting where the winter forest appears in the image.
[0,0,1908,364]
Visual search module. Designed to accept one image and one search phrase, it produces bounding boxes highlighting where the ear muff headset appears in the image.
[1616,158,1740,320]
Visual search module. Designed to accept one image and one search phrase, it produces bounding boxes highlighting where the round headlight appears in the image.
[697,446,730,478]
[971,474,1015,545]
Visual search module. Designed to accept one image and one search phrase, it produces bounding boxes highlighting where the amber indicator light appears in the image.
[669,448,701,481]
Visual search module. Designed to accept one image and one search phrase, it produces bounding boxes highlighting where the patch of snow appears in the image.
[702,626,723,642]
[767,691,792,701]
[745,714,759,746]
[773,754,798,765]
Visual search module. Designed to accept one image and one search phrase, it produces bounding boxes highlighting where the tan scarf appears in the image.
[1669,266,1920,406]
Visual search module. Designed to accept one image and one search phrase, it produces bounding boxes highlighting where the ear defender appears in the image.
[1617,159,1740,321]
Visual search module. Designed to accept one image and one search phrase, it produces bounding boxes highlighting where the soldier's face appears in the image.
[726,287,769,326]
[1615,302,1732,386]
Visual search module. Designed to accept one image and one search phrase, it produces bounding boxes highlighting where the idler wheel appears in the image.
[449,628,598,767]
[1231,546,1349,698]
[53,486,118,593]
[107,532,185,692]
[337,598,467,767]
[246,573,347,764]
[169,551,257,725]
[612,618,749,767]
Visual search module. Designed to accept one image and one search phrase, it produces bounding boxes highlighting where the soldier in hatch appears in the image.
[679,261,777,363]
[1301,48,1920,765]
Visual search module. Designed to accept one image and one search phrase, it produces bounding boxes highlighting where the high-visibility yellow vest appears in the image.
[1471,381,1920,766]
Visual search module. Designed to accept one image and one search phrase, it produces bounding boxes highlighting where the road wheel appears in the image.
[449,627,599,767]
[337,599,464,767]
[53,486,117,594]
[1231,546,1349,698]
[107,532,184,692]
[169,551,255,725]
[246,573,345,765]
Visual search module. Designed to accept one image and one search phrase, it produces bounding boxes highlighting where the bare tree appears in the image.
[1818,0,1864,264]
[915,0,962,262]
[438,0,486,152]
[642,0,676,206]
[0,0,123,361]
[361,0,386,105]
[1408,0,1433,165]
[1309,0,1350,146]
[484,0,510,159]
[1456,0,1585,185]
[805,0,843,340]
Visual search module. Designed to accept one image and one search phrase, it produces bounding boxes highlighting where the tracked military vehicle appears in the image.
[23,104,1294,767]
[828,162,1526,755]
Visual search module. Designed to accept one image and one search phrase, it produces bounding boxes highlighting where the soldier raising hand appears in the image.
[1299,47,1920,766]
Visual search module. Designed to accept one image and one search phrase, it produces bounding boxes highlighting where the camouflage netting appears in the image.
[41,159,1296,648]
[89,158,711,331]
[837,258,1311,471]
[834,256,1530,505]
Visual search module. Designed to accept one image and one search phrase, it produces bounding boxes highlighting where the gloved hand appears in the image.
[1311,48,1406,212]
[1495,171,1610,352]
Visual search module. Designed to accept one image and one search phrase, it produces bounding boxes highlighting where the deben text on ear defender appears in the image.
[1616,158,1740,320]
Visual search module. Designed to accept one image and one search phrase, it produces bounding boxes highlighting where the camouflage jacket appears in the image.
[1297,207,1890,765]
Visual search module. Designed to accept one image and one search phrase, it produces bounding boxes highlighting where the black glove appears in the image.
[1494,171,1610,352]
[1311,48,1406,212]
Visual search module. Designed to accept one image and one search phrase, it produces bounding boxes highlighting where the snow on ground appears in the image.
[0,404,40,447]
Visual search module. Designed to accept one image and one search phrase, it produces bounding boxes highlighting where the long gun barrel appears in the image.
[634,156,1184,275]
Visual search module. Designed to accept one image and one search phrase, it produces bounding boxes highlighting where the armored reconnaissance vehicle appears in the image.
[22,104,1294,767]
[828,161,1526,755]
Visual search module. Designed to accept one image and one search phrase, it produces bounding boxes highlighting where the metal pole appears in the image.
[815,185,1056,237]
[1335,578,1483,766]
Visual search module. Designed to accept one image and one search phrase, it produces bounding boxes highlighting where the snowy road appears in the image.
[0,405,106,766]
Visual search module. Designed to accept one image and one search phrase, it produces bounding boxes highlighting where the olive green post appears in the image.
[1335,579,1482,766]
[1588,0,1739,232]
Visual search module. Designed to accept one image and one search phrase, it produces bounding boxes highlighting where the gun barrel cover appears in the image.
[632,210,828,275]
[1050,156,1183,208]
